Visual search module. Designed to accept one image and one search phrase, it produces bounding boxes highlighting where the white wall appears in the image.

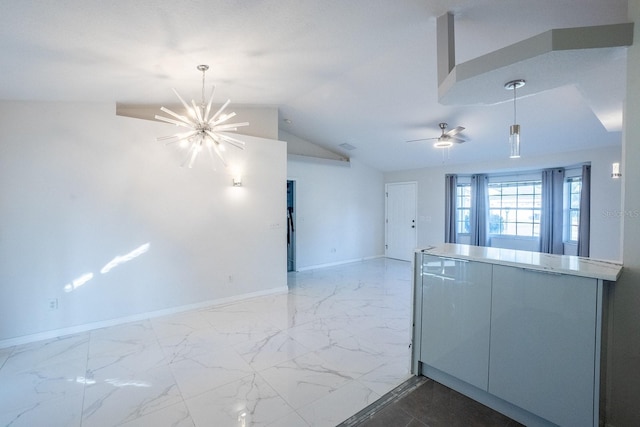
[0,101,287,344]
[385,145,623,262]
[287,157,385,270]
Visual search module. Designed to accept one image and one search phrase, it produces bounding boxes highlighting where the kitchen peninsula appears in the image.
[412,244,622,427]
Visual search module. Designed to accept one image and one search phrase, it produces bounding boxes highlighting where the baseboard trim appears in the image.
[295,255,384,272]
[0,286,288,349]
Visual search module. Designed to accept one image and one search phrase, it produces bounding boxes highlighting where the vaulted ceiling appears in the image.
[0,0,630,171]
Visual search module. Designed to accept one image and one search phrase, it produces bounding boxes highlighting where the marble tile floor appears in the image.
[0,258,414,427]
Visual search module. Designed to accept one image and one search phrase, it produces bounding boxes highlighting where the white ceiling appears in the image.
[0,0,630,172]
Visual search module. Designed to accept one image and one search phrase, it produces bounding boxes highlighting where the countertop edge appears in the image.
[417,244,623,282]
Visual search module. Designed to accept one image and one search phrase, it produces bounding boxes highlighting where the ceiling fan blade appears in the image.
[406,137,437,143]
[445,126,465,137]
[451,137,466,144]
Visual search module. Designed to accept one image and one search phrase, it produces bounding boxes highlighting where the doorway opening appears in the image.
[287,180,296,272]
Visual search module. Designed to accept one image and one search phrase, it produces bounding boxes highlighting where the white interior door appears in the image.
[385,182,417,261]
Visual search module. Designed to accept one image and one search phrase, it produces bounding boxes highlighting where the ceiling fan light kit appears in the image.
[406,122,465,150]
[505,79,525,159]
[434,139,454,148]
[155,65,249,168]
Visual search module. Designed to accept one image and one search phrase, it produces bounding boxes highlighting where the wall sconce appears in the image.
[233,175,243,187]
[612,162,622,179]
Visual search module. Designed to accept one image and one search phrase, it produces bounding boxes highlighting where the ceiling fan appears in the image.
[406,122,466,148]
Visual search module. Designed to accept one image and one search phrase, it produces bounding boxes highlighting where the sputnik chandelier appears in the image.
[155,65,249,168]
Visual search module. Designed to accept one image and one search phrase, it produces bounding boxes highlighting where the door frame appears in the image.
[287,179,297,272]
[385,181,418,261]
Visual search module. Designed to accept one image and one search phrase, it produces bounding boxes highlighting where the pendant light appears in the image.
[505,79,525,158]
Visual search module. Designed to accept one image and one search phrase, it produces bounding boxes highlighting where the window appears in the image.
[447,167,588,251]
[456,184,471,234]
[488,180,541,237]
[565,177,582,242]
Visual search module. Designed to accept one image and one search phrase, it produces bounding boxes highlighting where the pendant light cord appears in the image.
[201,68,206,108]
[513,83,517,124]
[196,64,209,109]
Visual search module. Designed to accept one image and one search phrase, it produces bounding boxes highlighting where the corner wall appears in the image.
[0,101,287,344]
[287,157,385,270]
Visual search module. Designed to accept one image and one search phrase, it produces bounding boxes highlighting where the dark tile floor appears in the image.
[339,376,523,427]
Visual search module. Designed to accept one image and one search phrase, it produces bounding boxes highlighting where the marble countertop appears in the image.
[419,243,623,281]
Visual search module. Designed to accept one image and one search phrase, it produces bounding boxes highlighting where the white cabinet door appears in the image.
[420,256,492,390]
[489,265,598,427]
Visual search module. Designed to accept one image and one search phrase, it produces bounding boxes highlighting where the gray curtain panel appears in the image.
[444,174,457,243]
[577,164,591,257]
[469,174,489,246]
[540,168,565,254]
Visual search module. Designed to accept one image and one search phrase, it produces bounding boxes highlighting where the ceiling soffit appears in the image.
[438,21,634,106]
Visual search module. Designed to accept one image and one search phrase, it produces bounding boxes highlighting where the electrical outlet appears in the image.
[48,298,58,310]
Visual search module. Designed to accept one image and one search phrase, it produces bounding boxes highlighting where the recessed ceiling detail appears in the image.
[438,21,634,106]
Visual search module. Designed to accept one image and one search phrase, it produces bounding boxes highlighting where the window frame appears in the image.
[455,183,471,235]
[487,179,542,239]
[564,175,582,244]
